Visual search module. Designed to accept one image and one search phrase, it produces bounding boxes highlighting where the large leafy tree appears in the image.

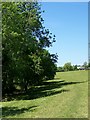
[2,2,58,95]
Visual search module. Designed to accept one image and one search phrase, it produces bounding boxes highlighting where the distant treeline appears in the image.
[57,62,90,72]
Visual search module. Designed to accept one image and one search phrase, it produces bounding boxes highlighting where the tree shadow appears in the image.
[6,80,87,101]
[2,105,37,117]
[15,89,69,100]
[53,78,61,80]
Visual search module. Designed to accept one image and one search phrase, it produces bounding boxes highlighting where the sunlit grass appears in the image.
[2,70,88,118]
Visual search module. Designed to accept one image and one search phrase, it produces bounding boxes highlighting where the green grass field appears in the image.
[2,70,88,118]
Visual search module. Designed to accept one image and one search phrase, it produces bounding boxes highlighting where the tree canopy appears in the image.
[63,62,73,71]
[2,2,58,95]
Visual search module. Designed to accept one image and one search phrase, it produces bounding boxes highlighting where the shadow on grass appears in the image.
[5,80,87,101]
[2,105,37,117]
[53,78,61,80]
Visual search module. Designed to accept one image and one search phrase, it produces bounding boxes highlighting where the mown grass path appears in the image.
[2,70,88,118]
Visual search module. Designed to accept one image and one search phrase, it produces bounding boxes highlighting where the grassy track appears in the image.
[2,70,88,118]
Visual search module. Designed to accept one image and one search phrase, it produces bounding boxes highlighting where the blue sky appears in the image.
[40,2,88,66]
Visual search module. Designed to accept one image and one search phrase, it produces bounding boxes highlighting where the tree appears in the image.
[73,65,77,71]
[63,62,73,71]
[40,50,58,80]
[2,2,58,95]
[83,62,88,69]
[57,66,64,72]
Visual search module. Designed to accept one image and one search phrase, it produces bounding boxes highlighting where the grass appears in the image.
[2,70,88,118]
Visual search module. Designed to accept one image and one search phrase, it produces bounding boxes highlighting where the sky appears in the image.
[40,2,88,67]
